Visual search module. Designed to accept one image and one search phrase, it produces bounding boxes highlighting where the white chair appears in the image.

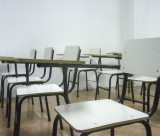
[13,46,81,136]
[68,48,101,97]
[5,47,54,128]
[52,38,160,136]
[121,37,160,118]
[0,49,37,108]
[127,75,157,112]
[52,99,151,136]
[95,67,124,100]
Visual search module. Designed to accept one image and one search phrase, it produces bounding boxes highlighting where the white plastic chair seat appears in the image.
[17,84,63,96]
[7,77,43,84]
[128,75,157,83]
[98,69,123,75]
[55,99,149,133]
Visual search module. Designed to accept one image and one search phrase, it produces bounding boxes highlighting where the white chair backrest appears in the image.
[30,49,37,59]
[121,37,160,78]
[63,46,80,61]
[44,47,54,60]
[89,48,101,54]
[89,48,101,64]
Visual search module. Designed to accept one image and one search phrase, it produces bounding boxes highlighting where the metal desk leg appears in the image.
[25,63,29,84]
[68,68,78,93]
[62,66,70,104]
[118,73,128,104]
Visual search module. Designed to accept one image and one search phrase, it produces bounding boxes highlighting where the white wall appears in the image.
[0,0,127,57]
[0,0,131,94]
[134,0,160,38]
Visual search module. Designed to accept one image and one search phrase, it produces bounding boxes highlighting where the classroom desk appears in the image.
[15,58,120,92]
[0,56,15,61]
[91,53,122,67]
[91,53,121,59]
[57,53,122,60]
[81,53,122,72]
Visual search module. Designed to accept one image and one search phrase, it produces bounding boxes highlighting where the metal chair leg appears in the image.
[39,97,44,112]
[1,76,9,108]
[0,76,4,102]
[95,73,101,100]
[85,71,88,91]
[31,97,34,104]
[130,81,135,103]
[70,127,74,136]
[6,83,10,117]
[142,82,146,112]
[7,84,16,128]
[111,128,114,136]
[108,75,114,99]
[52,114,60,136]
[147,83,152,113]
[56,95,63,130]
[77,71,81,98]
[45,96,51,121]
[14,96,28,136]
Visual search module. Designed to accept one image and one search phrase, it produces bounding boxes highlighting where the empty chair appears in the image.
[0,49,37,108]
[5,47,54,128]
[13,46,81,136]
[121,37,160,118]
[68,48,101,97]
[127,75,157,112]
[95,55,124,100]
[52,99,151,136]
[52,38,160,136]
